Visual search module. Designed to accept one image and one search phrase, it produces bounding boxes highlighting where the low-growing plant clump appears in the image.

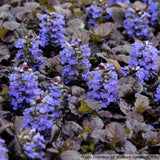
[0,0,160,159]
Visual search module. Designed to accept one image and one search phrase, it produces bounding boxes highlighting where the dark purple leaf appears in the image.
[115,140,137,153]
[3,21,20,31]
[105,122,127,143]
[60,150,80,160]
[83,115,104,130]
[62,121,83,137]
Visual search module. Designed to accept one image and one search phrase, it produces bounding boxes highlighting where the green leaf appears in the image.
[43,4,54,12]
[81,145,88,152]
[0,87,10,101]
[89,143,95,152]
[80,23,85,29]
[109,143,116,150]
[78,100,92,113]
[136,107,147,114]
[38,0,49,4]
[0,27,8,38]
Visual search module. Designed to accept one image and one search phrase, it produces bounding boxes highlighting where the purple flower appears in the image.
[147,1,159,26]
[154,85,160,102]
[0,138,8,160]
[124,7,150,38]
[108,0,130,5]
[22,83,62,132]
[39,12,65,47]
[8,63,40,110]
[60,39,91,83]
[87,63,119,108]
[15,31,44,71]
[19,129,45,160]
[129,41,159,84]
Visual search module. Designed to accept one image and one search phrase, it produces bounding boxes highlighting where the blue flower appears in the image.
[147,1,159,26]
[154,85,160,102]
[15,31,44,71]
[8,63,40,110]
[87,63,119,108]
[124,7,150,38]
[39,12,65,48]
[22,83,62,132]
[129,41,159,84]
[19,129,45,160]
[0,138,8,160]
[60,39,91,83]
[108,0,130,5]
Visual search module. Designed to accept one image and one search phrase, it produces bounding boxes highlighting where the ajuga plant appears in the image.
[127,41,159,84]
[39,11,65,48]
[124,7,150,38]
[8,63,41,110]
[86,1,112,26]
[22,80,62,132]
[108,0,130,5]
[15,30,44,71]
[0,138,8,160]
[87,63,119,108]
[18,128,45,160]
[147,0,159,26]
[60,39,91,84]
[154,85,160,102]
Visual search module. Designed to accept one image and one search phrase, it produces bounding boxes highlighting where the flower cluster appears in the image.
[18,128,45,160]
[87,63,119,108]
[86,2,112,26]
[15,30,44,71]
[124,7,150,38]
[39,12,65,48]
[154,85,160,102]
[128,41,159,84]
[22,83,62,132]
[60,39,91,83]
[108,0,130,5]
[147,1,159,26]
[8,63,40,110]
[0,138,8,160]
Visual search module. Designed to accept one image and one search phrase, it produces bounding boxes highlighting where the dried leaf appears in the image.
[134,98,151,114]
[108,59,122,75]
[61,141,73,152]
[105,122,127,143]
